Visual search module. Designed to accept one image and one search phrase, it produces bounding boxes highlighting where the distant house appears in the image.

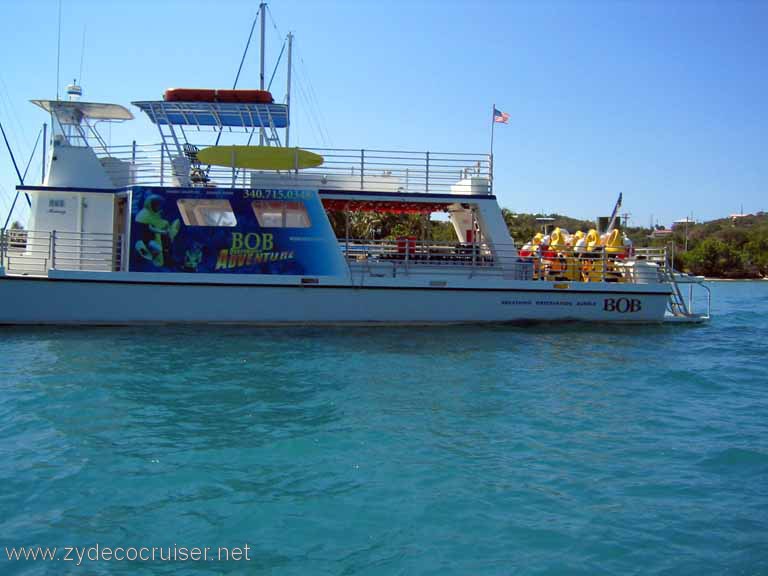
[650,228,674,239]
[729,213,751,225]
[672,218,695,229]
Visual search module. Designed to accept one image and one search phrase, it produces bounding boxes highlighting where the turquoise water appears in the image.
[1,282,767,575]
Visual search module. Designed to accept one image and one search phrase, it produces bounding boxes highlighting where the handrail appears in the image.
[0,229,122,275]
[2,228,671,287]
[91,143,492,195]
[340,238,670,284]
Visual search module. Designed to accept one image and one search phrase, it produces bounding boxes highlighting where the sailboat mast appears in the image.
[286,32,293,147]
[259,2,267,145]
[259,2,266,90]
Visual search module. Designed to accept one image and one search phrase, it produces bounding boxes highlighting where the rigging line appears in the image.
[2,189,22,230]
[266,5,282,37]
[265,5,287,70]
[0,183,11,217]
[0,120,25,185]
[0,73,32,155]
[267,6,330,146]
[288,73,313,143]
[267,40,286,91]
[305,77,332,146]
[21,127,42,183]
[290,73,315,140]
[209,5,262,163]
[292,71,325,146]
[294,48,327,131]
[296,51,332,146]
[232,5,261,90]
[287,56,323,145]
[0,120,30,208]
[297,71,329,147]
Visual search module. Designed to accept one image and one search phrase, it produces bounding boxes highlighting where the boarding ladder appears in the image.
[658,257,711,322]
[663,269,691,316]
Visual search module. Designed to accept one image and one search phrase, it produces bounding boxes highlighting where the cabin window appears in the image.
[251,201,311,228]
[177,199,237,227]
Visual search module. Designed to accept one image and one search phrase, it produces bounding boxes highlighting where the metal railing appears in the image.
[341,239,670,284]
[0,228,672,287]
[1,229,122,274]
[94,143,492,196]
[516,246,669,283]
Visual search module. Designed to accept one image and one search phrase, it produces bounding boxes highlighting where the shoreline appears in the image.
[702,277,768,282]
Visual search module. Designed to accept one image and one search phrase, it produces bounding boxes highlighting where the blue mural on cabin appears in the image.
[128,186,344,276]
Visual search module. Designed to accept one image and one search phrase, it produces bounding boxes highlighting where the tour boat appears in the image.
[0,65,710,325]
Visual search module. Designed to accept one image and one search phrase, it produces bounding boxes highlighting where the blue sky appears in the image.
[0,0,766,227]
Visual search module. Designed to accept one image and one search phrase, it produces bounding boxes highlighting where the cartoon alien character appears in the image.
[183,243,204,272]
[134,195,180,267]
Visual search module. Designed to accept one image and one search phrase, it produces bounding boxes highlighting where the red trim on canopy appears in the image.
[322,199,450,214]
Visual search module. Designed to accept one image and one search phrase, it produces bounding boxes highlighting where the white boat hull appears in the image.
[0,274,671,325]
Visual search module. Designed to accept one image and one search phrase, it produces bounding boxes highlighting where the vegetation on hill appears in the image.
[669,214,768,278]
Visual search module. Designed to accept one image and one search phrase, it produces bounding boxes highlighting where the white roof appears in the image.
[31,100,134,121]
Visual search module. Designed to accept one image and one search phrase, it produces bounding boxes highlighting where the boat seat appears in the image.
[183,143,211,186]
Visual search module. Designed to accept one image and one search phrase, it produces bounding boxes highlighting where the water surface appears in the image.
[1,281,767,574]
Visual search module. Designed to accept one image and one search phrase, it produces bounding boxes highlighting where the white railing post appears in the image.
[160,143,165,187]
[50,230,56,270]
[425,151,430,193]
[405,239,409,271]
[489,153,493,195]
[602,249,607,282]
[231,149,236,188]
[537,252,542,281]
[405,167,409,193]
[360,149,365,190]
[114,234,121,272]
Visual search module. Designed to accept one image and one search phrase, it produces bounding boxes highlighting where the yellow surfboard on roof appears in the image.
[197,145,324,171]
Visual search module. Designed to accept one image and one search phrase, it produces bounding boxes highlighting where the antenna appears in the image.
[78,25,86,87]
[56,0,62,100]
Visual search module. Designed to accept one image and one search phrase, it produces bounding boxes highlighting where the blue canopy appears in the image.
[132,100,288,128]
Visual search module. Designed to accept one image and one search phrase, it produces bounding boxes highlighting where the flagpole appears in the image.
[490,103,496,157]
[490,104,496,194]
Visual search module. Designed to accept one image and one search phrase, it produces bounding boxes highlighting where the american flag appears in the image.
[493,107,510,124]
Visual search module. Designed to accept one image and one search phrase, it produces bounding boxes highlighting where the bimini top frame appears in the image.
[131,100,289,179]
[31,99,133,152]
[132,101,288,130]
[32,100,134,121]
